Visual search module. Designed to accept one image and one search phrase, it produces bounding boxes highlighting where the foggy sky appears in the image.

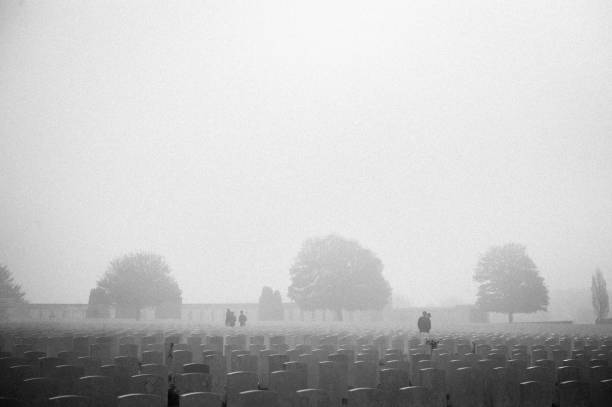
[1,0,611,306]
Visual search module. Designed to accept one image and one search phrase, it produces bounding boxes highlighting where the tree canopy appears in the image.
[258,286,284,321]
[85,287,111,319]
[288,235,391,320]
[0,264,26,303]
[474,243,548,322]
[97,252,182,319]
[0,264,26,320]
[592,268,609,322]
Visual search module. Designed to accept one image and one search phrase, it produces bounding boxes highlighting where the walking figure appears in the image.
[238,310,247,327]
[167,342,174,364]
[418,311,431,344]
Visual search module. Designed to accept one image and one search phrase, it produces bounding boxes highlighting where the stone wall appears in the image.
[3,302,484,324]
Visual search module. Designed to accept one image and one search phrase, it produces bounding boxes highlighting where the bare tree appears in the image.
[591,268,609,323]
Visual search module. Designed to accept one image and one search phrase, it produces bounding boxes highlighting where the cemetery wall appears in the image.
[391,305,489,324]
[3,301,483,324]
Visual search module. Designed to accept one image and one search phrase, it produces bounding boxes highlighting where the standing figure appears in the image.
[417,311,431,343]
[229,311,237,327]
[167,342,174,365]
[238,310,247,327]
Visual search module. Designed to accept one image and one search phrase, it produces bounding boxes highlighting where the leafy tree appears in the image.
[592,268,609,322]
[258,286,284,321]
[0,264,26,303]
[97,252,182,319]
[474,243,548,323]
[288,235,391,321]
[85,287,111,319]
[0,264,26,320]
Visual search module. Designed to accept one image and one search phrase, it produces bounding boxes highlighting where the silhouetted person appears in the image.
[418,311,431,343]
[167,342,174,364]
[168,375,179,406]
[229,311,236,327]
[238,310,247,327]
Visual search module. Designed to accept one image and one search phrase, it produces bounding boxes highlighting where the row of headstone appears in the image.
[2,325,612,406]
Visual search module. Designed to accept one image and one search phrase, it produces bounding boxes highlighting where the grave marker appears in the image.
[48,395,91,407]
[237,389,280,407]
[559,380,590,407]
[179,391,222,407]
[519,381,547,407]
[174,372,212,394]
[77,375,116,407]
[226,371,259,407]
[397,386,432,407]
[117,393,162,407]
[347,387,384,407]
[269,370,300,407]
[129,374,168,407]
[296,388,331,407]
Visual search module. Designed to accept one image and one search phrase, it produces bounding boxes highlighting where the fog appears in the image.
[1,0,611,307]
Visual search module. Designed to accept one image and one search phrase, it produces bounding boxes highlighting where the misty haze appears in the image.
[1,1,612,406]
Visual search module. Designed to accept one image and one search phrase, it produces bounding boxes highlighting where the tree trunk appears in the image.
[508,312,514,323]
[335,309,343,322]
